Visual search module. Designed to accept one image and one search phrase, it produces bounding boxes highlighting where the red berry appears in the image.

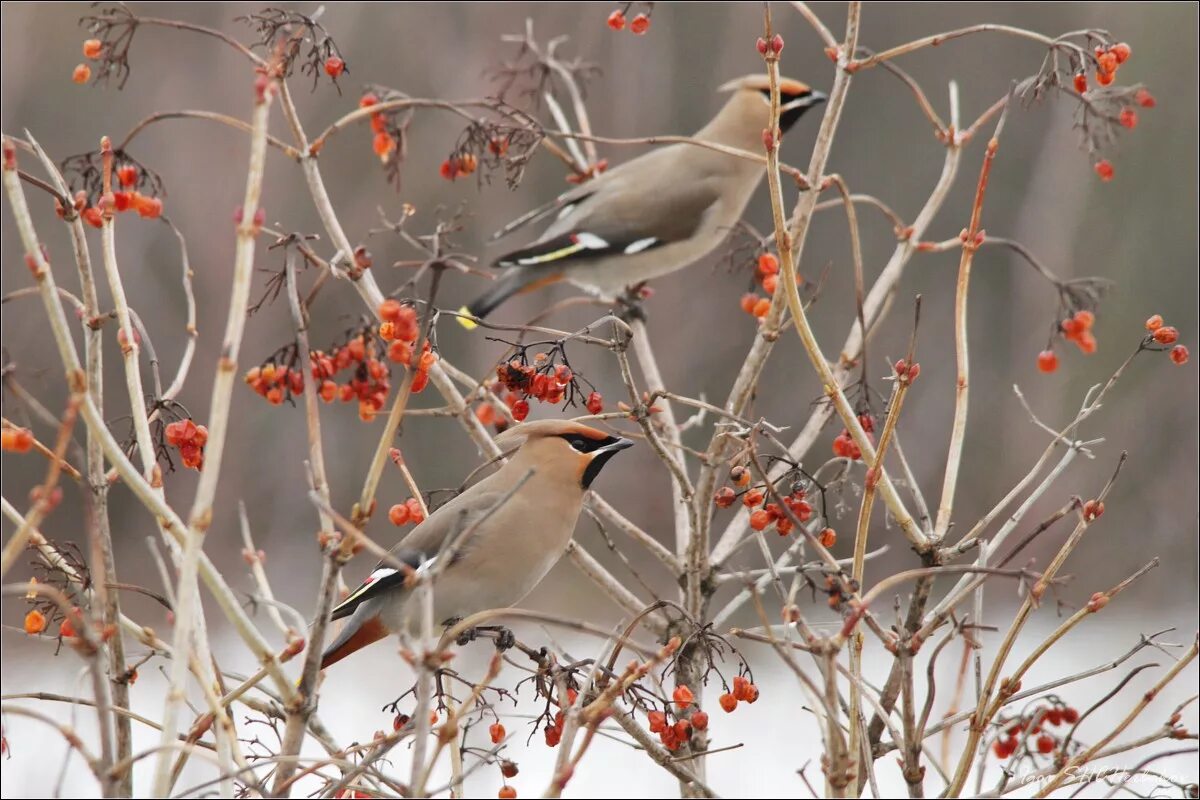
[1082,499,1104,521]
[757,252,780,275]
[500,760,518,778]
[740,293,759,314]
[585,391,603,415]
[388,504,410,526]
[714,487,736,508]
[751,297,771,318]
[749,509,771,531]
[373,132,396,161]
[359,93,379,109]
[818,527,837,548]
[690,710,709,731]
[1135,89,1156,108]
[510,399,529,422]
[1119,108,1137,129]
[1095,69,1115,86]
[73,63,91,84]
[83,39,103,59]
[1145,314,1164,332]
[1073,73,1087,93]
[324,56,345,79]
[719,693,737,713]
[544,724,562,747]
[647,710,667,733]
[498,787,517,800]
[439,159,457,180]
[1097,51,1119,74]
[629,14,650,34]
[1036,734,1056,754]
[1111,42,1131,64]
[1094,160,1114,181]
[1170,345,1189,365]
[117,165,138,187]
[489,722,506,744]
[1153,326,1179,344]
[1037,350,1059,373]
[1046,708,1064,726]
[672,685,695,707]
[1063,707,1080,724]
[606,10,625,30]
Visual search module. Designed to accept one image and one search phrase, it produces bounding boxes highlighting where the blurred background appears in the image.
[2,3,1196,797]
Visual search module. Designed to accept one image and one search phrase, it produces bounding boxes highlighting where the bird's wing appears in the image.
[492,171,722,270]
[329,489,504,621]
[488,183,599,243]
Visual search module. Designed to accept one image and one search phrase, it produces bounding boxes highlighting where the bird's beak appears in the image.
[593,437,634,457]
[783,90,827,112]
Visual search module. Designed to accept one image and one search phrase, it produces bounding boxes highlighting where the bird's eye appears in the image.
[568,437,589,452]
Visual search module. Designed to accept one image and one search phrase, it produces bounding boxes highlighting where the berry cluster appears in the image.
[439,152,478,182]
[387,499,426,527]
[541,687,579,749]
[359,93,400,164]
[56,185,162,229]
[713,465,831,540]
[739,252,787,319]
[1092,41,1132,88]
[992,704,1080,759]
[718,675,760,714]
[644,685,709,752]
[833,413,879,461]
[606,7,650,35]
[1,426,34,453]
[164,418,208,471]
[1144,314,1188,365]
[477,343,599,428]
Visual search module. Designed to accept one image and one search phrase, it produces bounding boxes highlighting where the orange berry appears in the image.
[1074,310,1094,329]
[607,10,625,30]
[718,693,737,713]
[647,710,667,733]
[749,509,771,531]
[775,516,793,536]
[83,207,104,228]
[1,427,34,453]
[544,724,562,747]
[458,153,478,175]
[757,252,780,276]
[742,488,764,507]
[1075,331,1097,354]
[1170,345,1189,365]
[629,13,650,34]
[73,63,91,84]
[379,298,403,322]
[1111,42,1131,64]
[406,498,426,524]
[373,132,396,160]
[818,527,837,548]
[324,56,345,78]
[83,39,103,59]
[59,615,77,638]
[1093,160,1114,181]
[24,609,46,635]
[1145,314,1163,332]
[1037,350,1059,373]
[1153,326,1179,344]
[742,683,759,703]
[691,710,709,731]
[359,93,379,109]
[1073,73,1087,93]
[761,273,778,294]
[751,297,771,318]
[489,722,506,744]
[498,787,517,800]
[1135,88,1156,108]
[672,685,695,707]
[740,293,759,314]
[1095,69,1114,86]
[585,391,603,415]
[388,503,410,526]
[1119,108,1137,129]
[1097,51,1119,74]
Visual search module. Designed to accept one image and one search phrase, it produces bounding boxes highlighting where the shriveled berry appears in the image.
[489,722,506,744]
[714,487,736,508]
[719,693,737,713]
[1153,326,1179,344]
[1062,707,1080,724]
[672,685,694,708]
[647,710,667,733]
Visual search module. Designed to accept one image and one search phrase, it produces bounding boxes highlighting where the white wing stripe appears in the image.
[624,237,658,254]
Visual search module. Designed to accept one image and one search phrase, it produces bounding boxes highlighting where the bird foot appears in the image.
[613,283,651,323]
[452,624,516,651]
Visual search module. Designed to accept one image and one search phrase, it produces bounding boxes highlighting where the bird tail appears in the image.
[319,611,391,670]
[458,268,559,330]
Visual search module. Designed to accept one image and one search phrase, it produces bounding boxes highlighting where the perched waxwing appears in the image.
[457,75,826,326]
[320,420,633,668]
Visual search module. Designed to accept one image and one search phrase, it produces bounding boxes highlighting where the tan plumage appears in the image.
[458,75,826,326]
[320,420,632,669]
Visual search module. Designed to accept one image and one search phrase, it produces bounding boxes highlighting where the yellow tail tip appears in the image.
[456,306,479,331]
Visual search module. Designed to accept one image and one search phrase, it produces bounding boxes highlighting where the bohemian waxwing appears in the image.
[320,420,633,668]
[457,75,826,326]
